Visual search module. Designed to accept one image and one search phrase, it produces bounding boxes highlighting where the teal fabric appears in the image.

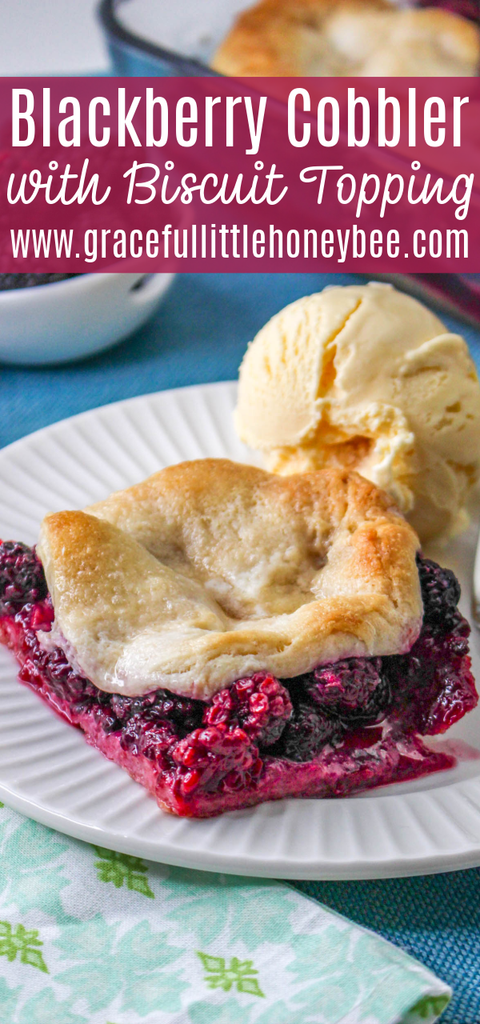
[1,271,479,1023]
[296,873,480,1024]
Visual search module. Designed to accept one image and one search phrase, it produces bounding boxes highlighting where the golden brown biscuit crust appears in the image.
[212,0,480,77]
[37,459,422,699]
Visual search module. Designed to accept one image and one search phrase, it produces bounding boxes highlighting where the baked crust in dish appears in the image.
[37,460,422,700]
[212,0,480,77]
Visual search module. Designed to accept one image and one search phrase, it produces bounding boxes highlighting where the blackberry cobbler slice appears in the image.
[0,460,477,818]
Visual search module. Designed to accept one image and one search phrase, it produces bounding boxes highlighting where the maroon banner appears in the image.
[0,77,479,272]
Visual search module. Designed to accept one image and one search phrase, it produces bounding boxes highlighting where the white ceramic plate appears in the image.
[1,381,480,880]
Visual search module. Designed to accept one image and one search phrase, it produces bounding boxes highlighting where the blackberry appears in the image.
[147,690,203,736]
[203,672,292,747]
[0,542,48,615]
[46,649,88,704]
[306,658,391,724]
[120,715,178,767]
[417,555,461,632]
[108,693,136,723]
[108,689,203,737]
[172,724,262,796]
[280,705,341,762]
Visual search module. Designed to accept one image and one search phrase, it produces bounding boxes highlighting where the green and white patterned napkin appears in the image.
[0,801,450,1024]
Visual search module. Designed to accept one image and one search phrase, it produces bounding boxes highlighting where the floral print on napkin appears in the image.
[0,802,451,1024]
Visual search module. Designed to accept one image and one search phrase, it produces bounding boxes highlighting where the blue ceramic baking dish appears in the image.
[99,0,480,79]
[99,0,224,76]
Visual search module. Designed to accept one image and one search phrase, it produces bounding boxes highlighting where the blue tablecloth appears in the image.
[1,272,479,1023]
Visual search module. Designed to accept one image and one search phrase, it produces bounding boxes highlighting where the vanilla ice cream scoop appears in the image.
[235,282,480,543]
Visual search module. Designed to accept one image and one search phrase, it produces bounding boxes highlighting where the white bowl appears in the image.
[0,272,174,366]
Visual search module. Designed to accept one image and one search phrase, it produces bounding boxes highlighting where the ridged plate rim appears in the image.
[1,380,479,880]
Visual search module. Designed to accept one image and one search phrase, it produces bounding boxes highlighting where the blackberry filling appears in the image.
[0,541,48,614]
[0,541,477,815]
[386,610,475,735]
